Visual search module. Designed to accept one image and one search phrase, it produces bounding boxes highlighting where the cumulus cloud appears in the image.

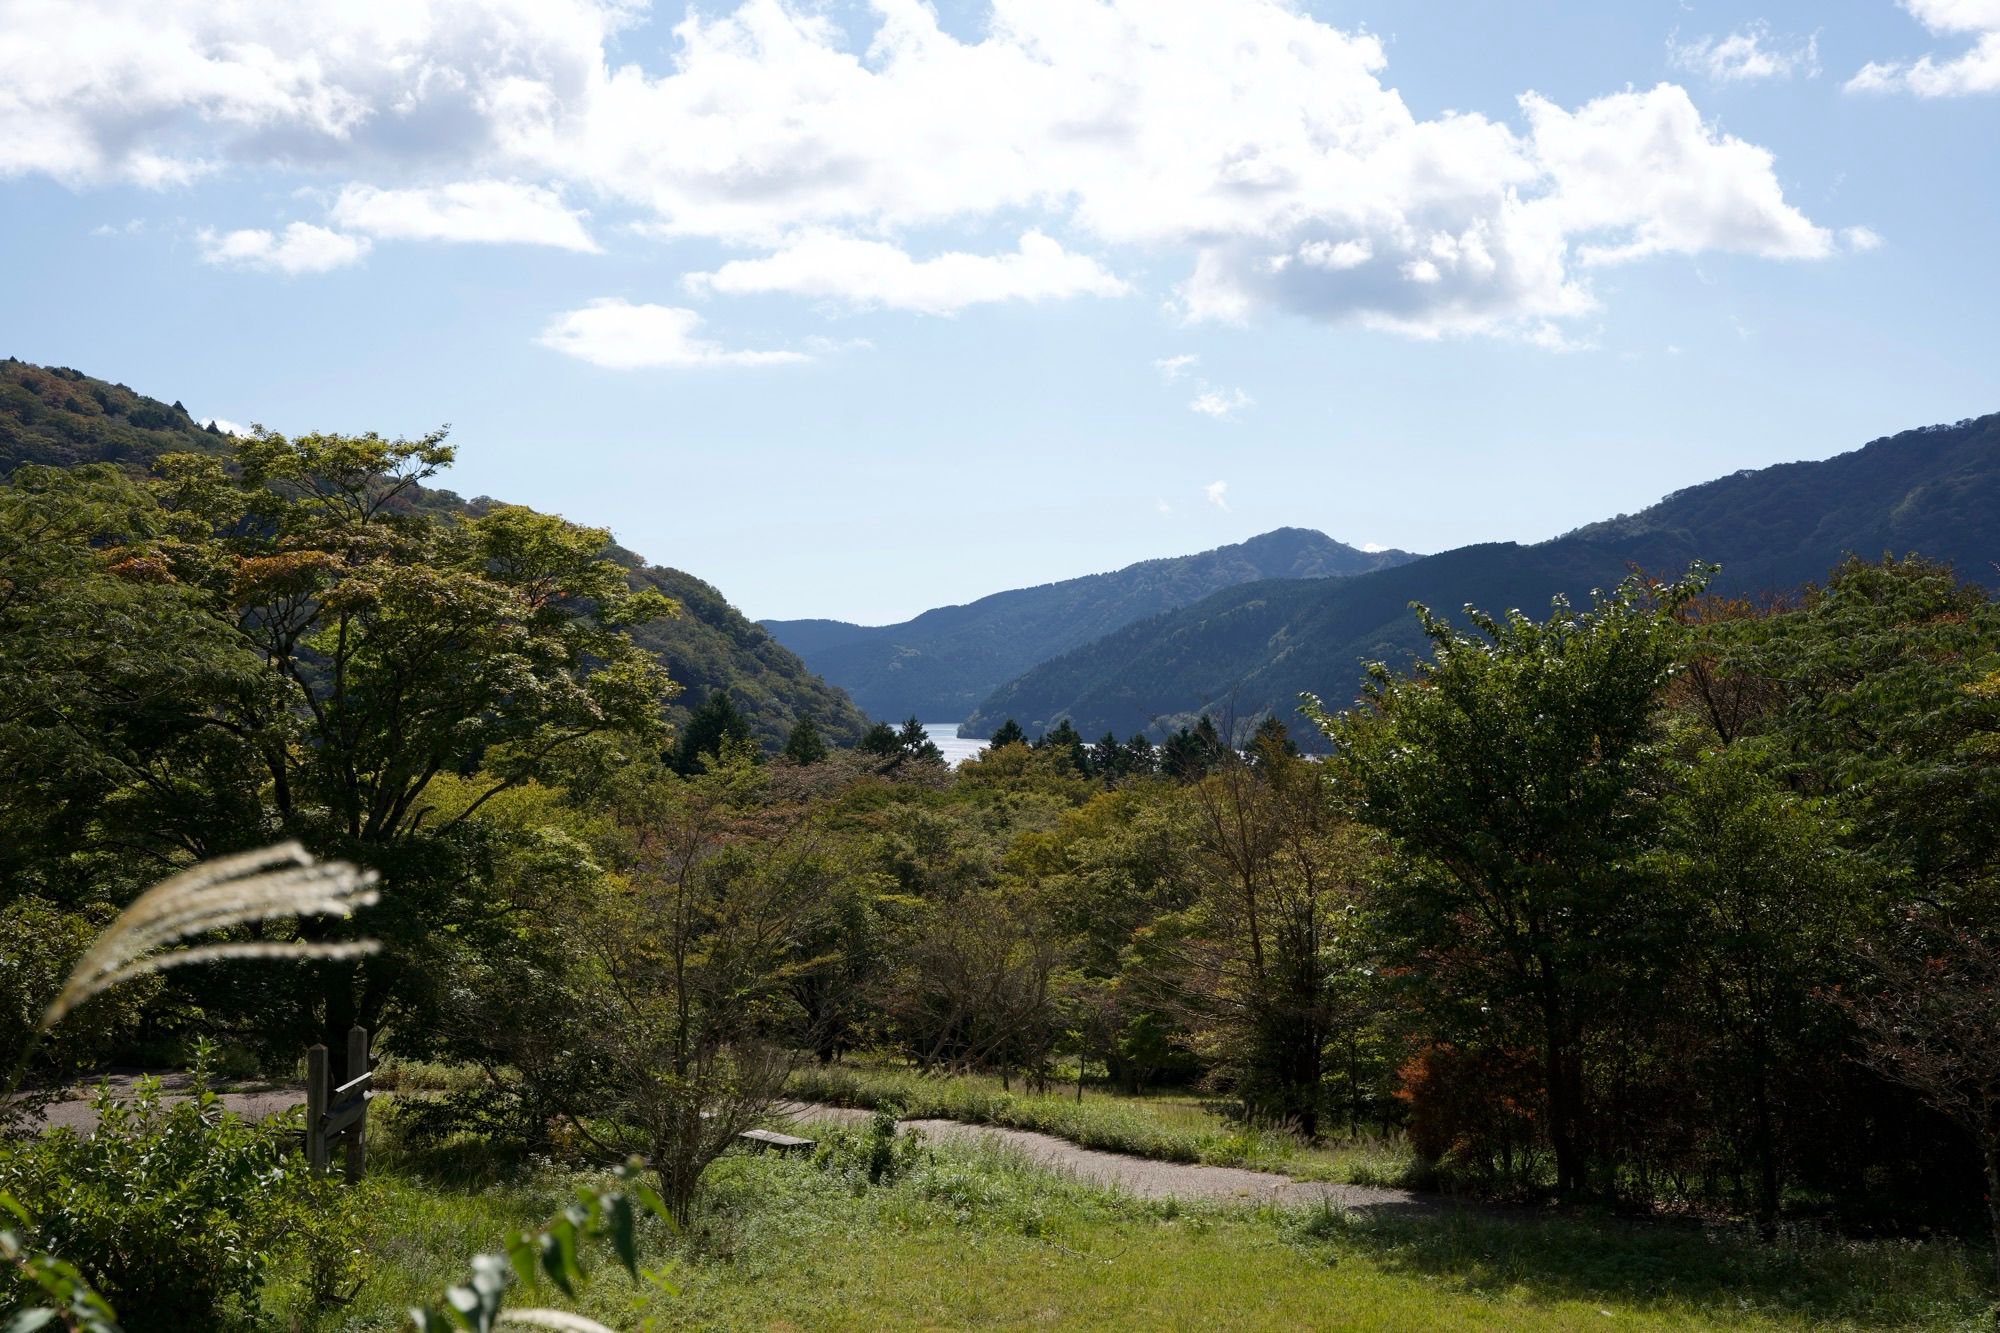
[1849,0,2000,95]
[330,181,600,251]
[1154,353,1200,382]
[0,0,1851,341]
[537,298,808,369]
[0,0,622,186]
[1844,225,1886,252]
[198,223,369,274]
[1189,386,1252,418]
[204,416,249,436]
[1670,24,1819,83]
[684,230,1127,314]
[1204,480,1230,510]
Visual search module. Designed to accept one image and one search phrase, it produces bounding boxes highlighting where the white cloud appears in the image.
[1189,386,1252,418]
[1155,353,1200,382]
[1849,0,2000,95]
[537,298,808,369]
[1670,24,1819,83]
[1844,225,1885,252]
[684,230,1126,314]
[1156,498,1173,515]
[330,181,600,252]
[0,0,623,186]
[1358,540,1388,553]
[0,0,1844,341]
[204,416,249,436]
[198,222,369,274]
[1204,480,1229,510]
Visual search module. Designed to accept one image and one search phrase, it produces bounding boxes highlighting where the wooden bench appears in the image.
[738,1128,815,1155]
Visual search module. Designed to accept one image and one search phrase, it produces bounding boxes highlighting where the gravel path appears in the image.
[780,1102,1433,1214]
[26,1072,302,1134]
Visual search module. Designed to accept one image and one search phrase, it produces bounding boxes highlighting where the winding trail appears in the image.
[780,1102,1434,1214]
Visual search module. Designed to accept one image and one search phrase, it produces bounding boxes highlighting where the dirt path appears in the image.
[26,1072,302,1134]
[779,1102,1433,1213]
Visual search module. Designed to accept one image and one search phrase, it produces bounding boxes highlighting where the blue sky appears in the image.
[2,1,1995,624]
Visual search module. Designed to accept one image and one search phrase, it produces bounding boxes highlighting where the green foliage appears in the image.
[0,899,158,1106]
[408,1161,672,1333]
[674,690,753,775]
[1315,569,1708,1193]
[0,1053,361,1331]
[0,1190,120,1333]
[781,716,827,765]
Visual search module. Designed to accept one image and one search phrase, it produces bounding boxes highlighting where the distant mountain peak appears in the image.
[761,527,1419,720]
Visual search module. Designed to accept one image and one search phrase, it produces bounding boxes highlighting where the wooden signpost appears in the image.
[304,1026,373,1182]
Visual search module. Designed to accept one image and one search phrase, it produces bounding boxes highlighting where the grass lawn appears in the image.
[264,1113,1992,1332]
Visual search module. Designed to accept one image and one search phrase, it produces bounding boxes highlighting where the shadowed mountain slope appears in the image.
[761,528,1416,719]
[965,412,2000,746]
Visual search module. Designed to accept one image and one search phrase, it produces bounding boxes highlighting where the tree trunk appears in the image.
[1542,1000,1584,1196]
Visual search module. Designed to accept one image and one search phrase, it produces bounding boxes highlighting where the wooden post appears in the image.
[344,1026,368,1184]
[305,1043,329,1177]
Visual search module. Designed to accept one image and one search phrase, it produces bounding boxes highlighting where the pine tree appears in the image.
[782,715,828,765]
[989,719,1027,748]
[1249,715,1299,766]
[1091,731,1126,781]
[675,690,753,774]
[1036,718,1089,774]
[897,716,945,765]
[857,722,901,757]
[1123,732,1158,776]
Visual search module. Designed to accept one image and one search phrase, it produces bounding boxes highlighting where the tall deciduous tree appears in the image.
[7,432,677,1061]
[1313,569,1706,1193]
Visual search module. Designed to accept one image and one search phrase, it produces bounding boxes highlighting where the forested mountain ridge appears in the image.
[761,527,1417,719]
[966,411,2000,745]
[0,357,868,750]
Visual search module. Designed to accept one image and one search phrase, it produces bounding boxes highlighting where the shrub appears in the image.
[0,1048,362,1330]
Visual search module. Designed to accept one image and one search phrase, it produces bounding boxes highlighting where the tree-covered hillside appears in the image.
[0,357,867,751]
[761,527,1416,720]
[966,412,2000,746]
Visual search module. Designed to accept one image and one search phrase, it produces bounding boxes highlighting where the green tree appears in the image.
[676,689,753,774]
[988,719,1027,749]
[1313,570,1706,1194]
[1161,747,1373,1135]
[3,433,676,1065]
[782,715,828,765]
[897,716,945,766]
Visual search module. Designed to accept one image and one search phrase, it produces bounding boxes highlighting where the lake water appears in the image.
[924,723,988,767]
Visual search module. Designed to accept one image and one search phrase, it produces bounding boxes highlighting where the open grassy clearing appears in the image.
[263,1112,1990,1332]
[788,1062,1415,1186]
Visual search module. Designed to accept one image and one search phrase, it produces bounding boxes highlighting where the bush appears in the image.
[0,1048,363,1330]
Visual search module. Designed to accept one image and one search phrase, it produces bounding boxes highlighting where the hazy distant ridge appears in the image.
[760,528,1417,720]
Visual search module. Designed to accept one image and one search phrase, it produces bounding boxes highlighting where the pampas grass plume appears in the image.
[497,1313,619,1332]
[41,842,380,1031]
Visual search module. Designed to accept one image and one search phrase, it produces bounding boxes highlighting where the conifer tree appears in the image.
[782,715,828,765]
